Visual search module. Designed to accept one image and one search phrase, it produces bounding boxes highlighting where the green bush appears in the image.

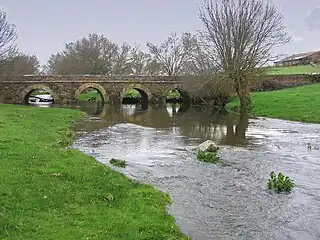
[124,89,141,99]
[197,150,220,163]
[110,158,127,168]
[267,171,294,193]
[167,90,181,100]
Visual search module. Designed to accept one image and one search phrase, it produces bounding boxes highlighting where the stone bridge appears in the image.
[0,74,315,105]
[0,75,188,105]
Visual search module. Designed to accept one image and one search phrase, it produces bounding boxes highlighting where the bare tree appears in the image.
[0,53,39,75]
[182,34,218,75]
[43,53,63,75]
[145,58,163,75]
[0,9,17,67]
[199,0,290,113]
[129,45,151,75]
[146,32,195,75]
[129,45,163,75]
[112,42,132,75]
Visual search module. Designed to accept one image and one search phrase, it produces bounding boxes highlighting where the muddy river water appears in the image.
[70,103,320,240]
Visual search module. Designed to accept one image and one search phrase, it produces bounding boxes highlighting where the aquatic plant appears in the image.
[110,158,127,168]
[307,143,319,150]
[267,171,294,193]
[197,150,220,163]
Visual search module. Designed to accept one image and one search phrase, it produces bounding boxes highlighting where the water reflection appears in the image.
[121,104,148,116]
[70,103,320,239]
[166,103,180,117]
[69,103,250,146]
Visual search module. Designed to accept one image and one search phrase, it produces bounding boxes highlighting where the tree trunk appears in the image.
[235,114,249,139]
[236,81,251,114]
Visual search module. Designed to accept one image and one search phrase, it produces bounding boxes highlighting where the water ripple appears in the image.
[72,111,320,240]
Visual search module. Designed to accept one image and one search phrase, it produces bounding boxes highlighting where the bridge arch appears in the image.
[75,83,108,103]
[120,84,152,104]
[21,84,58,104]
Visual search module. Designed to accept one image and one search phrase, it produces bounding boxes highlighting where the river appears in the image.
[70,103,320,240]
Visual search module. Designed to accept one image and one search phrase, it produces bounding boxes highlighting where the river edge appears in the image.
[72,106,320,240]
[0,104,189,240]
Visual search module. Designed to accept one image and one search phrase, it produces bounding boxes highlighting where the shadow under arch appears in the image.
[75,83,109,103]
[21,84,58,104]
[121,84,152,108]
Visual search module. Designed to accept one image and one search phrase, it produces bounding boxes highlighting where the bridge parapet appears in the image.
[0,75,183,83]
[0,75,185,104]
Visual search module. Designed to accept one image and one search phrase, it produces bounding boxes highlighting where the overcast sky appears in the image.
[1,0,320,65]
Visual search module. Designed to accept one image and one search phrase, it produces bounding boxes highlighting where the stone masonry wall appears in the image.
[0,75,182,104]
[0,74,316,104]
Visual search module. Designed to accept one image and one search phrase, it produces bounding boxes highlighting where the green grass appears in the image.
[226,83,320,123]
[76,90,102,102]
[265,64,320,75]
[0,104,188,240]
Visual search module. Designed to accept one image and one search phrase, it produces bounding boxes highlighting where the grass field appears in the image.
[0,104,188,239]
[265,64,320,75]
[226,83,320,123]
[76,90,102,102]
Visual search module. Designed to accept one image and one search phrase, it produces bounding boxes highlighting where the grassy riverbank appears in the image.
[76,90,102,102]
[226,83,320,123]
[265,64,320,75]
[0,104,188,239]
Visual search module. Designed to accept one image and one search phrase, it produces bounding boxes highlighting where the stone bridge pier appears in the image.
[0,75,190,105]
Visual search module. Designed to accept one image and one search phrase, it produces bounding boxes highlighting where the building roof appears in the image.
[278,51,320,62]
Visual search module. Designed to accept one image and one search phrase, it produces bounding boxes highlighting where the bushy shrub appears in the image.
[252,79,285,92]
[197,150,220,163]
[267,171,294,193]
[166,90,181,100]
[124,89,141,99]
[183,75,234,106]
[110,158,126,168]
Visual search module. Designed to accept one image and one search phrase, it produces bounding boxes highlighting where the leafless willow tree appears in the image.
[0,9,17,69]
[199,0,290,113]
[146,32,195,75]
